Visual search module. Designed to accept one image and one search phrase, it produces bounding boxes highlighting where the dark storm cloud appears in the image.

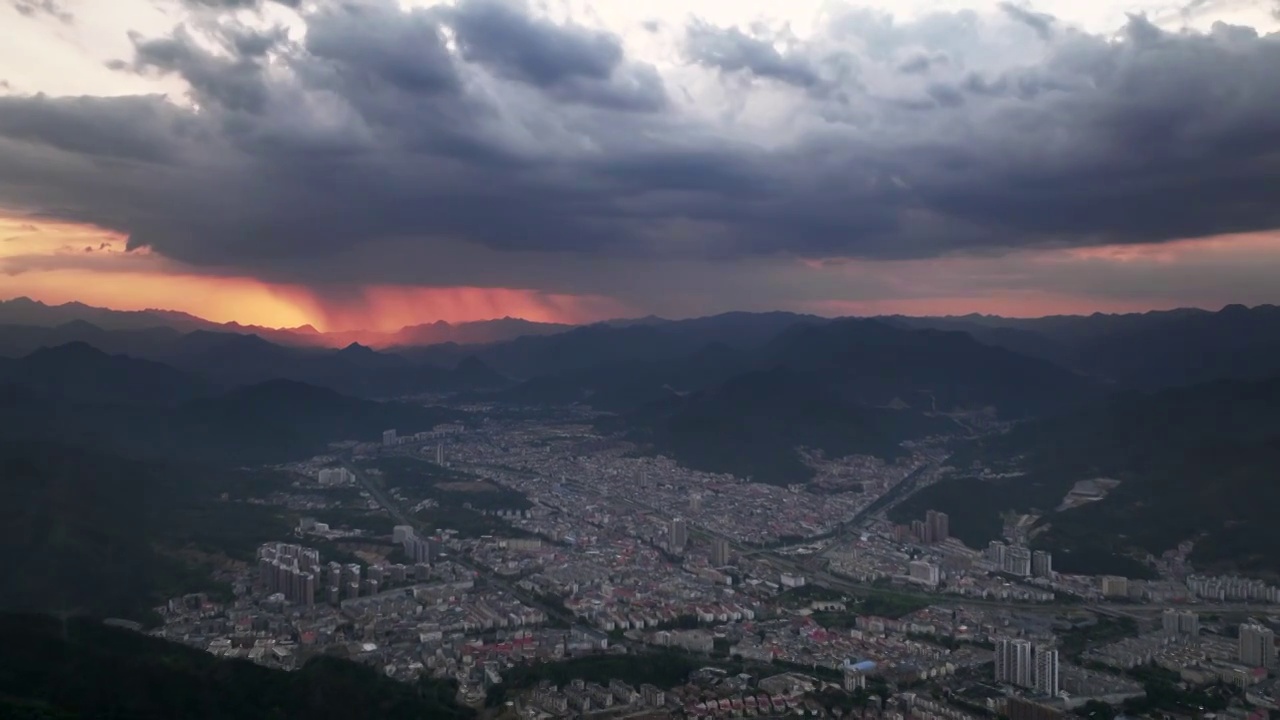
[0,1,1279,293]
[128,28,272,113]
[448,0,621,86]
[11,0,73,24]
[444,0,667,111]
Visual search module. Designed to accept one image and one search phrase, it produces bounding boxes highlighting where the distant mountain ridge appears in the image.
[890,303,1280,389]
[0,297,573,349]
[0,364,464,466]
[0,342,214,405]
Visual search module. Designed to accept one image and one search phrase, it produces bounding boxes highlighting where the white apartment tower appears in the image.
[1240,624,1276,669]
[996,638,1035,688]
[1034,647,1059,696]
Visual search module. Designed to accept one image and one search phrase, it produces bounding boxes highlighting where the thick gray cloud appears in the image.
[444,0,667,111]
[683,20,827,89]
[0,0,1279,300]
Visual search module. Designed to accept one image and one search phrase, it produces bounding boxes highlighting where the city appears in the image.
[149,410,1280,719]
[4,0,1280,717]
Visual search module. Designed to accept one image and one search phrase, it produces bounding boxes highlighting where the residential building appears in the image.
[710,538,731,567]
[1032,550,1053,578]
[1034,646,1059,696]
[1163,609,1200,637]
[1004,546,1032,577]
[1240,624,1276,669]
[926,510,949,544]
[1101,576,1129,598]
[669,519,687,552]
[996,638,1035,687]
[908,560,941,587]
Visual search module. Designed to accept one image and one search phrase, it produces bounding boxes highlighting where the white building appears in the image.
[908,560,941,587]
[318,467,353,486]
[1240,624,1276,669]
[1034,647,1059,696]
[995,638,1035,688]
[1004,546,1032,577]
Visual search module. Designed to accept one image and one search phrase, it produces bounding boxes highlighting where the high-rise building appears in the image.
[925,510,949,544]
[1179,611,1201,637]
[435,443,445,465]
[382,428,397,447]
[1034,647,1059,696]
[995,638,1035,688]
[710,538,730,567]
[669,519,688,552]
[256,543,321,605]
[393,525,415,544]
[911,519,927,543]
[987,541,1008,566]
[1004,546,1032,577]
[1239,624,1276,668]
[1032,551,1053,578]
[1163,609,1200,637]
[690,494,702,513]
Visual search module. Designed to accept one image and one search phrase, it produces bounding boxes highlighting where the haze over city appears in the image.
[2,0,1279,329]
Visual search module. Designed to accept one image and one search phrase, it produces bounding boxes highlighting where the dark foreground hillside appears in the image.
[0,614,473,720]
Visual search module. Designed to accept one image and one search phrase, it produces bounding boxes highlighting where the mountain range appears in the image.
[9,296,1280,394]
[0,345,463,466]
[0,296,570,349]
[5,295,1280,606]
[8,300,1280,488]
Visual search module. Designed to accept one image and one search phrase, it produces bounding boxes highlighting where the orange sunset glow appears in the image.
[0,214,629,330]
[5,214,1280,329]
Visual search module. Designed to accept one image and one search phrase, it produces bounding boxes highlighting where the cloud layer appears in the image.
[0,0,1279,313]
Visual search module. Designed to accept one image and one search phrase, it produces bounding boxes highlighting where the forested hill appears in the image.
[0,614,474,720]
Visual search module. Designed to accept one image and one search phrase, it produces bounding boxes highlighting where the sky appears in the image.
[1,0,1278,330]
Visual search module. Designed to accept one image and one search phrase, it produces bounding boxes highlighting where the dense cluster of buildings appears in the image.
[1188,574,1280,603]
[984,542,1053,579]
[149,412,1280,719]
[257,543,320,606]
